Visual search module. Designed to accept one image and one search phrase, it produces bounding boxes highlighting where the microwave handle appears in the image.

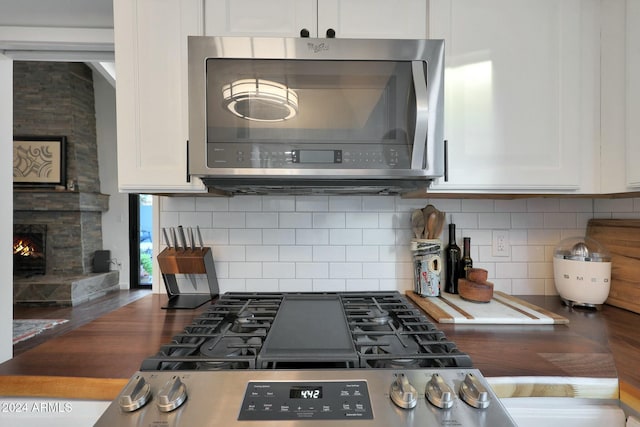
[411,61,428,170]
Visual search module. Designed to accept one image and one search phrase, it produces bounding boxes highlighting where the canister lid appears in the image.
[553,236,611,262]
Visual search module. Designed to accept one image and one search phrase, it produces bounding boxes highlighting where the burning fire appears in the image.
[14,240,36,257]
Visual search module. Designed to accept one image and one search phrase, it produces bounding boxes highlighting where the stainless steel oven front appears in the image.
[187,36,445,194]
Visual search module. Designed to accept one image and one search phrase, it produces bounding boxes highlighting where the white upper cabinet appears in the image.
[626,0,640,188]
[428,0,600,193]
[205,0,427,38]
[114,0,206,193]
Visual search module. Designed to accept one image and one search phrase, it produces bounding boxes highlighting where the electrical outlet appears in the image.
[492,230,510,257]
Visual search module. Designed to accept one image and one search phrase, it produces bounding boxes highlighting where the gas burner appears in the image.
[367,307,391,325]
[198,336,262,370]
[231,309,257,332]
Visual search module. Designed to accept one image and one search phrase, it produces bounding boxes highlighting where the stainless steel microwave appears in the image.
[188,36,445,195]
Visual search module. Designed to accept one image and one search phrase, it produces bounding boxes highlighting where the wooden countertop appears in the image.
[0,293,638,402]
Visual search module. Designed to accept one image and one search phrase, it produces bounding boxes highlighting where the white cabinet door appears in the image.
[429,0,599,193]
[205,0,426,38]
[317,0,427,39]
[114,0,206,193]
[205,0,317,37]
[627,0,640,187]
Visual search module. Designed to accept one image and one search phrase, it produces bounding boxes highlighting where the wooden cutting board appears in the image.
[586,218,640,314]
[406,291,569,324]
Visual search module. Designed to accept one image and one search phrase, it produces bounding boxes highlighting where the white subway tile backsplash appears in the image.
[263,262,295,278]
[211,245,245,262]
[495,262,528,279]
[526,198,560,212]
[511,213,544,229]
[212,212,246,228]
[280,279,313,292]
[229,229,262,245]
[229,196,262,211]
[346,212,379,228]
[262,196,295,212]
[543,213,577,229]
[363,196,395,211]
[229,262,261,278]
[246,246,279,262]
[280,245,312,262]
[196,197,228,212]
[362,229,396,245]
[512,278,545,295]
[594,198,634,212]
[329,196,362,212]
[179,212,213,228]
[279,212,312,228]
[313,213,345,228]
[263,229,296,245]
[313,246,346,262]
[312,279,346,292]
[362,262,396,279]
[494,199,527,213]
[346,246,379,262]
[161,197,195,212]
[559,199,593,212]
[329,229,362,245]
[330,263,362,278]
[478,212,511,229]
[156,195,631,296]
[295,196,329,212]
[297,263,329,278]
[528,262,554,279]
[246,212,278,228]
[246,279,278,292]
[297,229,329,245]
[461,199,494,212]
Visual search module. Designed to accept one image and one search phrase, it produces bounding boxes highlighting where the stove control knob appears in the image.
[459,373,490,409]
[426,373,454,409]
[390,373,418,409]
[157,376,188,412]
[119,375,151,412]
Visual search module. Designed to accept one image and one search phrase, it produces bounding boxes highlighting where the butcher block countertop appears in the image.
[0,293,638,406]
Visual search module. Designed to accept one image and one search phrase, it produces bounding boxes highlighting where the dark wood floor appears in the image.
[13,289,151,356]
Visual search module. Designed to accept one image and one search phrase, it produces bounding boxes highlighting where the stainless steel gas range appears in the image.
[94,292,518,426]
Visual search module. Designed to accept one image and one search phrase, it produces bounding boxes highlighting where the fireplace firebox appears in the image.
[13,224,47,277]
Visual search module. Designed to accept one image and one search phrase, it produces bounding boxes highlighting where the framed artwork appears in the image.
[13,136,66,187]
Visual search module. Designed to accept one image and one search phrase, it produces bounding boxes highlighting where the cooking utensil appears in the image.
[411,209,425,239]
[196,226,204,248]
[162,228,171,249]
[177,226,187,251]
[422,204,437,238]
[170,228,178,250]
[426,212,437,239]
[433,210,446,239]
[188,227,196,250]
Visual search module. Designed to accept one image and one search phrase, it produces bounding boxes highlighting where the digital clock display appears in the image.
[289,386,323,399]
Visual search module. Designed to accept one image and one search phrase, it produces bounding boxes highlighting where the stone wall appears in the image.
[13,62,108,276]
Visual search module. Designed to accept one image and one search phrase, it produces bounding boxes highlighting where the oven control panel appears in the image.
[239,381,373,420]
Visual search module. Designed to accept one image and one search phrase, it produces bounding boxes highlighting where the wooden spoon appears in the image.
[433,210,446,239]
[426,212,437,239]
[422,204,437,238]
[411,209,425,239]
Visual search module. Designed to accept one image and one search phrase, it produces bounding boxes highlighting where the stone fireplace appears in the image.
[12,61,119,306]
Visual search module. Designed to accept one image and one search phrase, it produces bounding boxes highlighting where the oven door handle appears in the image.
[411,61,429,171]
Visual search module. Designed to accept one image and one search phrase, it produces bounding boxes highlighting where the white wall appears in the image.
[0,54,13,363]
[157,195,640,296]
[94,70,129,288]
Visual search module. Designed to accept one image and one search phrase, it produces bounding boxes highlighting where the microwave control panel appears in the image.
[207,143,410,169]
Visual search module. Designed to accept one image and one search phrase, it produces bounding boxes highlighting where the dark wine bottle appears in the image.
[458,237,473,280]
[444,224,461,294]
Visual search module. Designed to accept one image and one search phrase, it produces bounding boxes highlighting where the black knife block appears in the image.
[157,247,219,309]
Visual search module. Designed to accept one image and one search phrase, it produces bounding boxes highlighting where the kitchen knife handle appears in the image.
[196,226,204,248]
[177,226,187,251]
[171,228,178,250]
[162,228,171,249]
